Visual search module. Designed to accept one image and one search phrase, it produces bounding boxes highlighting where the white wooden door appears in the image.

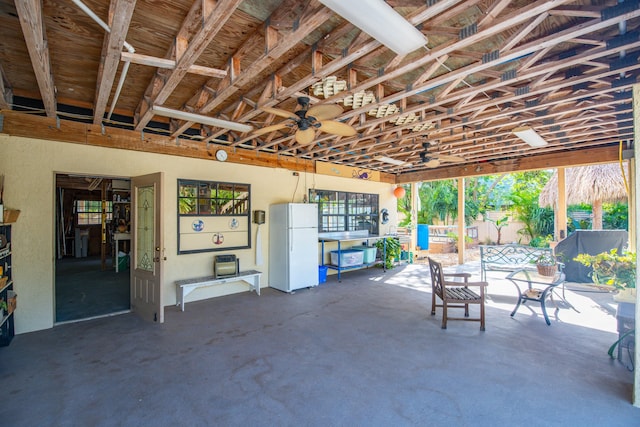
[130,172,164,322]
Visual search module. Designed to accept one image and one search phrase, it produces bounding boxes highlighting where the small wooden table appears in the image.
[175,270,261,311]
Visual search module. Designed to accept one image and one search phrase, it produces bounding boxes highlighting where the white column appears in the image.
[631,83,640,406]
[557,168,567,242]
[457,178,465,265]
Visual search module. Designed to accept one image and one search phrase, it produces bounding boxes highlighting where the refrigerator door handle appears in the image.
[290,229,293,252]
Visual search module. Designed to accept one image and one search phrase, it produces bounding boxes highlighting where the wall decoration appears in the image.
[316,161,381,182]
[192,219,205,232]
[178,179,251,254]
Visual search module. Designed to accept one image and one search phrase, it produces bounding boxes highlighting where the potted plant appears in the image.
[0,299,7,318]
[574,249,636,301]
[535,253,557,277]
[375,237,401,270]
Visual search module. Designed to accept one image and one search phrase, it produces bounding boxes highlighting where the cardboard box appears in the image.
[2,209,20,223]
[7,290,16,314]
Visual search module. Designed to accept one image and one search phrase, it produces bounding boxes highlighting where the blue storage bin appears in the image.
[318,265,328,283]
[417,224,429,250]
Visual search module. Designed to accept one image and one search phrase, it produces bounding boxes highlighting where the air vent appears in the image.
[502,69,516,81]
[607,31,640,49]
[610,56,638,71]
[459,23,477,39]
[612,76,636,88]
[613,91,632,100]
[601,0,640,21]
[482,50,499,64]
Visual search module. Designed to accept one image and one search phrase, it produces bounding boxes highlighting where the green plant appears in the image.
[574,249,636,289]
[0,299,7,313]
[535,253,556,266]
[375,237,401,270]
[446,232,473,245]
[529,234,553,248]
[487,216,508,245]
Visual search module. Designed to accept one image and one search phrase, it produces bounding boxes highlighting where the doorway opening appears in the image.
[54,174,131,323]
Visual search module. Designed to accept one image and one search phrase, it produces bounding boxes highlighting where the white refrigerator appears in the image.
[269,203,319,292]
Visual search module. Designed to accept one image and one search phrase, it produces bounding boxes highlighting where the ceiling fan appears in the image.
[252,97,357,145]
[419,142,465,168]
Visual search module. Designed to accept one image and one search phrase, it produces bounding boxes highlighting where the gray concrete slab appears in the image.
[0,263,637,426]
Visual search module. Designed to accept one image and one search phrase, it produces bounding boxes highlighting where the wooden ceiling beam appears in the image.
[135,0,243,130]
[120,52,226,78]
[0,63,12,110]
[397,145,621,183]
[319,0,577,108]
[14,0,56,117]
[171,0,333,136]
[93,0,137,125]
[342,33,640,145]
[294,71,635,164]
[477,0,513,28]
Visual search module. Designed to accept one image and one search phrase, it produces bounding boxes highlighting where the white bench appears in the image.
[175,270,261,311]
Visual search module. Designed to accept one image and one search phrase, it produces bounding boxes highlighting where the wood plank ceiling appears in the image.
[0,0,638,182]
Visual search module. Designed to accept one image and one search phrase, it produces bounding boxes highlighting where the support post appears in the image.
[457,178,465,265]
[557,167,567,243]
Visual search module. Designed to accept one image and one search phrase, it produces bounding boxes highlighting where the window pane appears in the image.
[179,182,197,198]
[315,189,378,233]
[179,198,196,214]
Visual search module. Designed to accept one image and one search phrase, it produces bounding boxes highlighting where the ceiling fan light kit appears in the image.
[318,0,427,55]
[513,126,548,147]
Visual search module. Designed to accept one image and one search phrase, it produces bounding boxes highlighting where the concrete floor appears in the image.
[55,257,130,322]
[1,262,638,426]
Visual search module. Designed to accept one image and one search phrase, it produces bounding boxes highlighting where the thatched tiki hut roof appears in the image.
[539,164,629,230]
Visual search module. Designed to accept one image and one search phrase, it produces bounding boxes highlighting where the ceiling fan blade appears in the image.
[261,106,299,120]
[425,159,440,168]
[296,128,316,145]
[252,122,289,136]
[307,104,343,120]
[437,155,465,163]
[318,120,357,137]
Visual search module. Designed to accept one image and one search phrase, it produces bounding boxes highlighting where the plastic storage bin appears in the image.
[330,249,364,267]
[351,246,377,263]
[318,265,328,283]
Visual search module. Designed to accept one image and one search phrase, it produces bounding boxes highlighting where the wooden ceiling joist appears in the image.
[14,0,56,117]
[93,0,137,125]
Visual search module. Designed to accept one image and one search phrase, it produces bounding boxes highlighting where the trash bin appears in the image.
[118,252,130,271]
[318,265,328,284]
[417,224,429,250]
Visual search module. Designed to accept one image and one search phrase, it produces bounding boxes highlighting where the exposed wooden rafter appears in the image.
[14,0,56,117]
[93,0,137,124]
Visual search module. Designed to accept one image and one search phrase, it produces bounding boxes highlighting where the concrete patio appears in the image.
[0,262,637,426]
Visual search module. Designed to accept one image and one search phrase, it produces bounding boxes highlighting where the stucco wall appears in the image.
[0,134,396,334]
